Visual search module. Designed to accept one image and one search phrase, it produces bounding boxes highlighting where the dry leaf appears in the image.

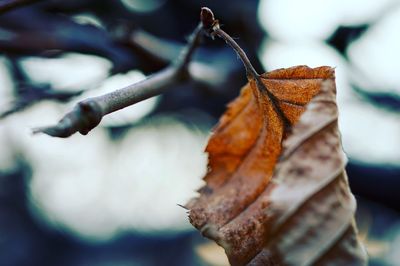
[187,66,367,265]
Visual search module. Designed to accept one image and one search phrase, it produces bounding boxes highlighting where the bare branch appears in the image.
[0,0,44,15]
[33,23,204,138]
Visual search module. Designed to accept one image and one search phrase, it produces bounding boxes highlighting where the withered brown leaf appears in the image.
[187,66,367,265]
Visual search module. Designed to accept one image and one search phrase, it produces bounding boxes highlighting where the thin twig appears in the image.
[0,0,44,15]
[200,7,291,130]
[33,23,204,138]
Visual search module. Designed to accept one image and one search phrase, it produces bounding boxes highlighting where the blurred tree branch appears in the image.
[33,22,206,137]
[0,57,83,119]
[0,0,44,14]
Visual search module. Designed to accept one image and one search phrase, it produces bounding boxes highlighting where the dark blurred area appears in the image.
[0,0,399,265]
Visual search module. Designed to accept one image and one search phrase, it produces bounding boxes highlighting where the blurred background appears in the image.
[0,0,399,265]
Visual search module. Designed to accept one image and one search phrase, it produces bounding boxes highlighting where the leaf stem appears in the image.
[200,7,259,80]
[214,28,259,80]
[200,7,291,131]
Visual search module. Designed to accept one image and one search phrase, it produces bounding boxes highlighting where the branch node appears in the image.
[33,100,103,138]
[76,100,103,135]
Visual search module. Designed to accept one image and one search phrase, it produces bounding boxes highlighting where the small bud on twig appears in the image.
[200,7,220,39]
[200,7,215,29]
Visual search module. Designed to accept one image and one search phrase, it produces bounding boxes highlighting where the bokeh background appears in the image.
[0,0,399,265]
